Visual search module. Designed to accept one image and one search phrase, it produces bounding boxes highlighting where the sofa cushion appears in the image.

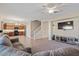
[53,47,79,56]
[33,50,53,56]
[33,46,79,56]
[13,42,24,50]
[0,45,31,56]
[0,35,12,47]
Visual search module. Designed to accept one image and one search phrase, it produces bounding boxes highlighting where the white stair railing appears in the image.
[32,25,41,40]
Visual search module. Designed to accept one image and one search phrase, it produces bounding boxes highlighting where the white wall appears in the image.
[41,21,49,38]
[52,17,79,38]
[25,22,32,47]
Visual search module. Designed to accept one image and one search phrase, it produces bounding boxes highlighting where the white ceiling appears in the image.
[0,3,79,22]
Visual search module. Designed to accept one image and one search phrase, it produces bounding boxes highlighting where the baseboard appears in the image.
[35,37,48,40]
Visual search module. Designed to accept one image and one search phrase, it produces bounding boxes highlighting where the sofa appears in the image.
[0,34,31,56]
[33,47,79,56]
[0,34,79,56]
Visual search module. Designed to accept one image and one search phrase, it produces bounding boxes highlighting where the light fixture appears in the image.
[67,22,71,24]
[15,23,18,25]
[42,3,64,14]
[48,9,54,13]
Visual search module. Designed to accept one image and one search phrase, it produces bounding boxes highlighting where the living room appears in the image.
[0,3,79,56]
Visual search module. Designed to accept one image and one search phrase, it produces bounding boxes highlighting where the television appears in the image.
[58,21,73,30]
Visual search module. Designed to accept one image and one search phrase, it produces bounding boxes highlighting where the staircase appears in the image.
[32,25,41,40]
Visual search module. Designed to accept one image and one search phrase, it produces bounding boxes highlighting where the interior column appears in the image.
[48,21,52,40]
[25,21,32,48]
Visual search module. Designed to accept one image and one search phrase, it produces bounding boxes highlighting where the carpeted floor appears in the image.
[31,38,77,54]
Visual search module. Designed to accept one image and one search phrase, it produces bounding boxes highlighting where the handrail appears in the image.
[34,26,41,33]
[32,25,41,34]
[33,28,41,40]
[32,24,41,32]
[32,25,41,40]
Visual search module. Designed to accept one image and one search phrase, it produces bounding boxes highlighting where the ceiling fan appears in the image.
[42,3,64,14]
